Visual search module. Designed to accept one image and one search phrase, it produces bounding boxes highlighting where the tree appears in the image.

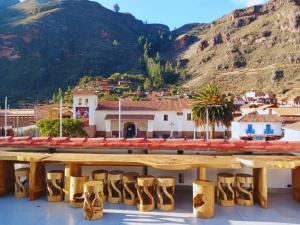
[52,88,63,104]
[163,61,179,85]
[192,83,235,139]
[37,118,87,137]
[113,3,120,13]
[143,78,152,90]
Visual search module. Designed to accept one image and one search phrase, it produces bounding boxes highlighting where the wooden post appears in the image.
[29,162,46,201]
[0,161,14,196]
[64,163,81,202]
[292,167,300,203]
[198,167,206,180]
[253,167,268,209]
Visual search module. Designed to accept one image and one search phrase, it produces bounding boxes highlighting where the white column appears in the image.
[147,120,153,132]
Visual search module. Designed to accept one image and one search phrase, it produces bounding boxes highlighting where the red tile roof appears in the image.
[0,137,299,152]
[73,89,97,96]
[105,114,155,120]
[97,99,192,111]
[236,114,283,123]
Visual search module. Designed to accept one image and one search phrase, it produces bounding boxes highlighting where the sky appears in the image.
[95,0,268,29]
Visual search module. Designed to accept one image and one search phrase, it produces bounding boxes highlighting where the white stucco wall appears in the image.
[283,128,300,141]
[94,110,227,134]
[231,121,282,139]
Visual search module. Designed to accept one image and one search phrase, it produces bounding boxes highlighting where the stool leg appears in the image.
[123,182,135,205]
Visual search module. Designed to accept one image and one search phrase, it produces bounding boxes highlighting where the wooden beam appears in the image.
[29,162,46,201]
[292,167,300,203]
[253,168,268,209]
[64,163,81,202]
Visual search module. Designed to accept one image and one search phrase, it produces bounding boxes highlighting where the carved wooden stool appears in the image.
[92,170,108,201]
[70,176,89,208]
[193,180,215,219]
[122,172,138,206]
[136,176,155,212]
[217,173,235,207]
[236,173,254,207]
[15,167,30,198]
[83,181,104,221]
[156,177,175,211]
[47,170,64,202]
[107,170,123,204]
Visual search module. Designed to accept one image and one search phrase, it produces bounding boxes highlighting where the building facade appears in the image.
[231,114,283,140]
[73,91,227,139]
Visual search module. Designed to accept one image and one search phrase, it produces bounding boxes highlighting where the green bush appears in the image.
[37,118,87,137]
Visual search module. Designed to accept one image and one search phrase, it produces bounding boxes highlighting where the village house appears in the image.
[244,90,277,105]
[72,90,228,139]
[257,107,300,125]
[231,113,283,140]
[0,109,36,136]
[277,96,300,107]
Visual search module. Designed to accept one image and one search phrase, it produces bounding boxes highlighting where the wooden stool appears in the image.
[136,176,155,212]
[156,177,175,211]
[15,167,30,198]
[92,170,108,201]
[217,173,235,207]
[236,174,254,207]
[107,170,123,204]
[122,172,138,206]
[47,170,64,202]
[193,180,215,219]
[83,181,104,221]
[70,176,89,208]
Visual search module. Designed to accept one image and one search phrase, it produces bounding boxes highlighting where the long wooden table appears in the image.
[0,151,300,209]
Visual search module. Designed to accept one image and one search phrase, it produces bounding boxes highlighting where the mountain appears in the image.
[0,0,299,105]
[0,0,169,105]
[173,0,300,96]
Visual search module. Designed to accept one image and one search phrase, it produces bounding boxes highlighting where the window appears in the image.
[164,115,168,121]
[78,98,82,105]
[85,98,89,105]
[187,113,192,121]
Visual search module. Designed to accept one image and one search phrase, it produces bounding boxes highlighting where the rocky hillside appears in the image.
[0,0,169,105]
[0,0,299,105]
[174,0,300,96]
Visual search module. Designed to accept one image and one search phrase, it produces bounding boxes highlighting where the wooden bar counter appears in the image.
[1,149,300,211]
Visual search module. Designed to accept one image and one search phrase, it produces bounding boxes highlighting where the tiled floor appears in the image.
[0,191,299,225]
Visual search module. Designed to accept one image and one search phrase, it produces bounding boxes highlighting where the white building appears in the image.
[231,114,283,140]
[283,122,300,141]
[73,90,227,139]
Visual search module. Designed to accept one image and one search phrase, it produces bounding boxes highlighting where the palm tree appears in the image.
[192,83,235,139]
